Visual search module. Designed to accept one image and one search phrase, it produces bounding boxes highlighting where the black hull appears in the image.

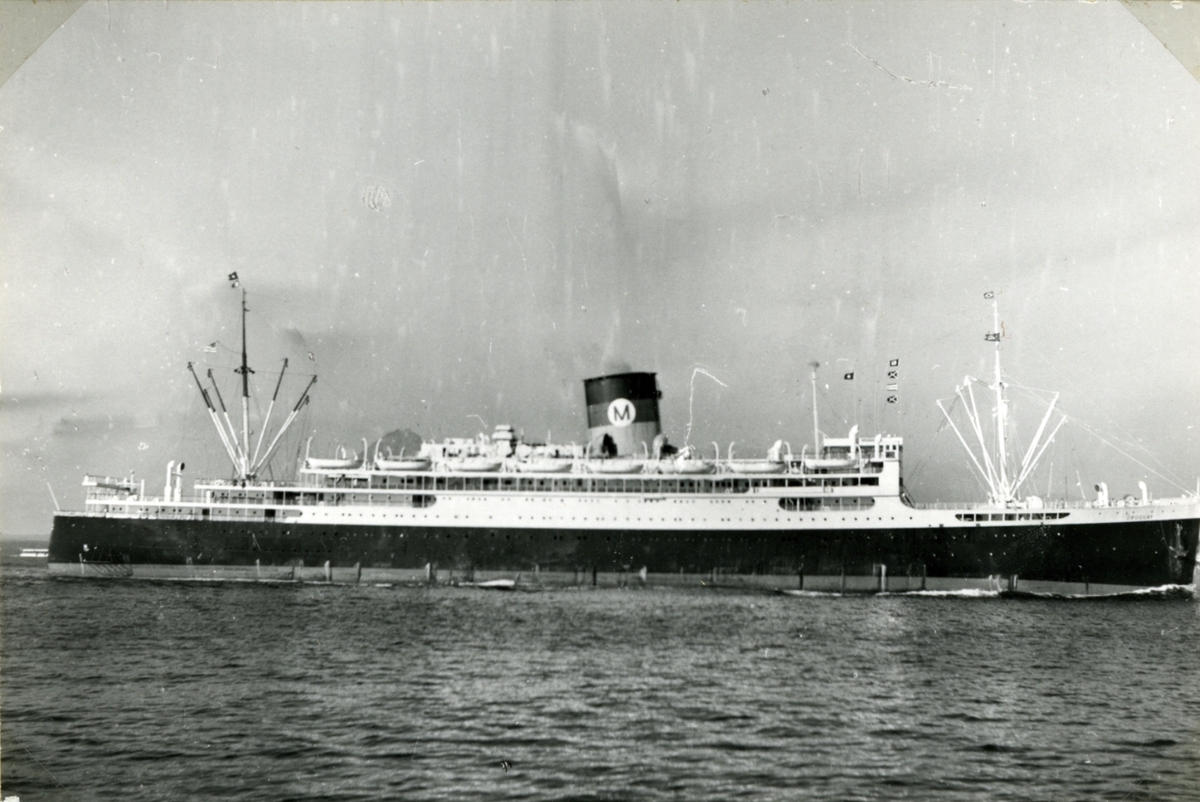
[49,514,1200,591]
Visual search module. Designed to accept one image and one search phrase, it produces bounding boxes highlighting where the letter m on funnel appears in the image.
[607,398,636,427]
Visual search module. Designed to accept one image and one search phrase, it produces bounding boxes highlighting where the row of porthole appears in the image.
[319,508,914,518]
[317,505,898,520]
[321,496,848,508]
[236,528,1032,542]
[225,523,1040,543]
[323,514,919,525]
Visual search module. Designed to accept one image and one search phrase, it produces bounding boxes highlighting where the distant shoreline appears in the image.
[0,536,52,564]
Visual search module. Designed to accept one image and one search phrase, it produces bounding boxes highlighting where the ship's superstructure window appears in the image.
[779,497,876,512]
[294,468,886,496]
[91,458,899,523]
[955,512,1069,522]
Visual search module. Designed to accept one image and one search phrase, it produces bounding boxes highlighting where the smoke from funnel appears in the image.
[600,357,633,375]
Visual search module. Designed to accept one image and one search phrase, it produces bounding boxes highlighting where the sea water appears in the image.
[2,564,1198,802]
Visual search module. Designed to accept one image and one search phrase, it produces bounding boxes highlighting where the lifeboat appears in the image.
[801,426,858,470]
[801,457,856,471]
[656,443,717,475]
[664,458,715,475]
[304,439,361,470]
[515,458,574,473]
[723,440,786,474]
[726,460,786,474]
[306,456,361,470]
[376,456,432,471]
[586,459,646,474]
[475,578,516,591]
[447,457,503,472]
[372,441,432,471]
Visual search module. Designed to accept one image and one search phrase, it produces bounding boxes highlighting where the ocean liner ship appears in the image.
[48,292,1200,595]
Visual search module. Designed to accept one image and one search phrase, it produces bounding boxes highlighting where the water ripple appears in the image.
[2,568,1198,801]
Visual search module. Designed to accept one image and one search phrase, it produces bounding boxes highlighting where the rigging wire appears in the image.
[927,370,1191,499]
[1005,381,1190,493]
[905,391,958,487]
[1019,346,1190,483]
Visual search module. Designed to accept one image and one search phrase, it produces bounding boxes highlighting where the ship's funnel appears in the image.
[583,372,662,457]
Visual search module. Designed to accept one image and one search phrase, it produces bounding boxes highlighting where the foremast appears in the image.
[187,282,316,482]
[937,293,1066,506]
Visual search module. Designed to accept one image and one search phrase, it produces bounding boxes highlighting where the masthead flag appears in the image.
[228,271,240,288]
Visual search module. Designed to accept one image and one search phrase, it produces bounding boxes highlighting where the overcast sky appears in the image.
[2,1,1197,535]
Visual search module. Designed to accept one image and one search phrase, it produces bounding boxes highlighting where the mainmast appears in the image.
[990,295,1009,497]
[809,361,821,456]
[235,288,254,472]
[937,291,1065,506]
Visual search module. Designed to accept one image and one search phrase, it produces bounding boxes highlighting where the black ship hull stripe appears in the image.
[49,515,1200,588]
